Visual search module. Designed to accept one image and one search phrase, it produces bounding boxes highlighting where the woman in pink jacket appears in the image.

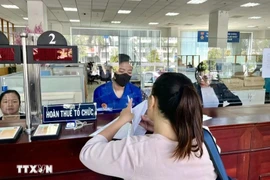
[80,72,217,180]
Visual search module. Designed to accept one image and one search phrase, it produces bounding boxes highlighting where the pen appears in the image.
[127,95,132,113]
[127,95,133,136]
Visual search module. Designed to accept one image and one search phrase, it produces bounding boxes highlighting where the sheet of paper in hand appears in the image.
[89,100,148,139]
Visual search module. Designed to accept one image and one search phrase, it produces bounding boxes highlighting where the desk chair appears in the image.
[87,62,99,85]
[98,65,112,83]
[141,89,148,100]
[204,129,233,180]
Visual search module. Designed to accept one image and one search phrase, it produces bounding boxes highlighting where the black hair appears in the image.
[118,54,131,64]
[195,62,221,82]
[0,90,21,105]
[195,62,206,80]
[152,72,203,160]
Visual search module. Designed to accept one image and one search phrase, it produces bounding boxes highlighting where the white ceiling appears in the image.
[0,0,270,31]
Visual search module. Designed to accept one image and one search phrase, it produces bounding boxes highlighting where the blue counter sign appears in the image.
[43,103,97,123]
[197,31,240,43]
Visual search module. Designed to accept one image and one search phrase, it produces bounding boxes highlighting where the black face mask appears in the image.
[114,73,131,87]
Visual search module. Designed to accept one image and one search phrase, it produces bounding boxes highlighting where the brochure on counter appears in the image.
[0,126,23,143]
[31,124,61,141]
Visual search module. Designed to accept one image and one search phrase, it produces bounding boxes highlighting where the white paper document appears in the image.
[203,114,212,121]
[262,48,270,78]
[90,100,148,139]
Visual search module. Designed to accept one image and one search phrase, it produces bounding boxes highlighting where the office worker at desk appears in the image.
[80,73,216,180]
[0,90,25,120]
[193,62,242,108]
[93,54,142,110]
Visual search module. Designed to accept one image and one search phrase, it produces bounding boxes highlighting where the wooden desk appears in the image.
[1,105,270,180]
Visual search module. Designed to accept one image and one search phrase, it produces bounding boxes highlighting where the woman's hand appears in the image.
[118,99,134,123]
[139,115,154,132]
[99,99,133,141]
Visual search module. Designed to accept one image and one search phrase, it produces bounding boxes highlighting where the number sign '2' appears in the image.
[27,30,78,64]
[37,31,67,46]
[48,33,56,45]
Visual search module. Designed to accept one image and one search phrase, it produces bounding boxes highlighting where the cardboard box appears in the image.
[243,76,264,87]
[222,78,244,89]
[0,67,9,76]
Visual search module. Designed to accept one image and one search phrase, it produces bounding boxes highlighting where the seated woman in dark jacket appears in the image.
[193,63,242,108]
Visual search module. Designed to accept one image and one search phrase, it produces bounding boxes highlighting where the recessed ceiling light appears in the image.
[149,22,159,25]
[118,10,131,14]
[23,17,28,20]
[247,25,256,28]
[111,21,121,24]
[1,4,19,9]
[166,12,179,16]
[63,7,77,12]
[240,3,260,7]
[70,19,80,22]
[187,0,207,4]
[248,16,261,19]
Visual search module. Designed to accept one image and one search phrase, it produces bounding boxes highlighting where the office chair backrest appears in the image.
[203,129,232,180]
[98,65,112,81]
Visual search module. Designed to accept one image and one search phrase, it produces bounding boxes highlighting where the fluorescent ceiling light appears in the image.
[166,12,179,16]
[70,19,80,22]
[118,10,131,14]
[247,25,256,28]
[111,21,121,24]
[149,22,159,25]
[267,27,270,29]
[1,4,19,9]
[248,16,261,19]
[63,7,77,12]
[14,25,27,28]
[240,3,260,7]
[23,17,28,20]
[187,0,207,4]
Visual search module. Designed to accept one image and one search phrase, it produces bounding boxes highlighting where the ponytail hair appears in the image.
[172,85,203,159]
[152,73,203,160]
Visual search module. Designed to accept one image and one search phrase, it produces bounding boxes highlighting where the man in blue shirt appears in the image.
[94,54,142,110]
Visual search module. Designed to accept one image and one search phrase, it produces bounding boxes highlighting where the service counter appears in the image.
[1,105,270,180]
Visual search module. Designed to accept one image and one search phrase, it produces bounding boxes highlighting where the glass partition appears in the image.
[0,66,86,117]
[68,28,270,110]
